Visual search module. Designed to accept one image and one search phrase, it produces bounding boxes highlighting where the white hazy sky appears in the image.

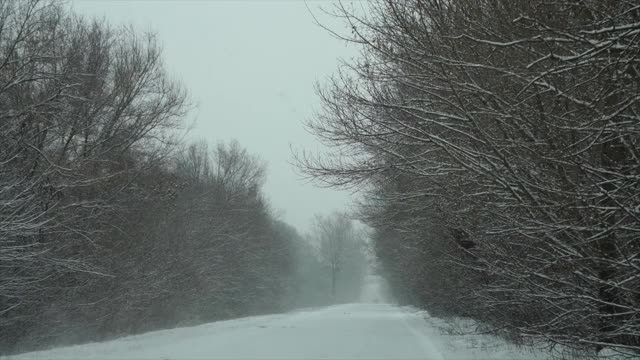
[71,0,359,233]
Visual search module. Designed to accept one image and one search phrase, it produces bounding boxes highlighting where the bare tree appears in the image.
[312,213,367,302]
[0,1,305,354]
[299,0,640,355]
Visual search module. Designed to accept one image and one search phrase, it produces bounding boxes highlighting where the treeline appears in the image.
[301,0,640,356]
[0,1,299,353]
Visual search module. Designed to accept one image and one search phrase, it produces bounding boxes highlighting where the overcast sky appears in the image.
[71,0,359,233]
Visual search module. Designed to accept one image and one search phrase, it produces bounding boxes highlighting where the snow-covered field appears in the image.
[4,302,558,360]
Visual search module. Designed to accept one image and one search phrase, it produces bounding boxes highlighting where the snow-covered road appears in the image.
[4,303,551,360]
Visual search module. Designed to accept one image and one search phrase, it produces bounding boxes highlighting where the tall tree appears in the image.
[300,0,640,354]
[0,1,299,353]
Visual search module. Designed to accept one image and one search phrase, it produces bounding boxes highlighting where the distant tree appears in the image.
[312,212,367,302]
[273,221,331,308]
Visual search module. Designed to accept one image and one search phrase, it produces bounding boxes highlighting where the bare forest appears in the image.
[300,0,640,355]
[0,1,367,354]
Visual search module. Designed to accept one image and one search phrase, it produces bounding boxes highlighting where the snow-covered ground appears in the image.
[1,275,601,360]
[4,303,552,360]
